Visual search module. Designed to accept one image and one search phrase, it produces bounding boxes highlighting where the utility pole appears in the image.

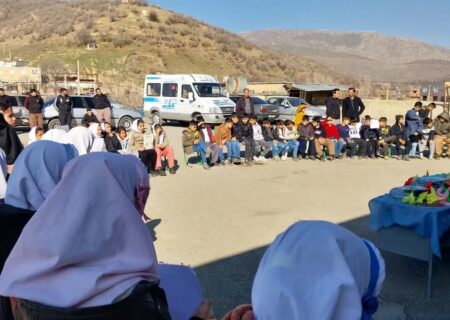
[77,59,80,95]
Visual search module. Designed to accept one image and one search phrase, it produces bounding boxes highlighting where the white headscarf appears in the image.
[152,123,165,145]
[0,148,7,200]
[27,127,38,145]
[0,153,158,308]
[4,141,77,211]
[42,128,67,143]
[89,123,107,152]
[252,221,385,320]
[60,126,93,155]
[131,119,140,133]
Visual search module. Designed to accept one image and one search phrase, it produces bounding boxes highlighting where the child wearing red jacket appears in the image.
[321,117,344,158]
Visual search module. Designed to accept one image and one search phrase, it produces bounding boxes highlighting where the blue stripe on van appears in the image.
[146,76,161,80]
[144,97,159,102]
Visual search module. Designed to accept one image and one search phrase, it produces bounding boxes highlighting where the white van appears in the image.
[143,74,236,124]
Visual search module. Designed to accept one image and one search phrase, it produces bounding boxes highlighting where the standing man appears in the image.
[235,88,255,118]
[0,89,12,107]
[93,88,112,123]
[325,88,342,125]
[56,88,73,128]
[24,89,44,129]
[342,87,365,122]
[0,103,23,172]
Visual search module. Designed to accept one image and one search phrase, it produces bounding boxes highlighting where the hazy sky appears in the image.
[150,0,450,48]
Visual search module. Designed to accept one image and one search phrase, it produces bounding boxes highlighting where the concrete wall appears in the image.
[363,99,446,124]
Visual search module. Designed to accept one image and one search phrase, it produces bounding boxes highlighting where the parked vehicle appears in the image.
[9,95,29,127]
[143,74,236,124]
[266,96,326,121]
[229,96,279,121]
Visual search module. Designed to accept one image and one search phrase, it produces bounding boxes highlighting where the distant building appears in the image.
[419,82,446,102]
[246,82,294,99]
[0,60,41,93]
[288,83,348,106]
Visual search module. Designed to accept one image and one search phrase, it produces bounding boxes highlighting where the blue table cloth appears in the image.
[369,194,450,257]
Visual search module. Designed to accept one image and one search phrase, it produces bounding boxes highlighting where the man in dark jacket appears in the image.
[56,88,73,127]
[342,87,365,122]
[24,89,44,128]
[325,88,342,124]
[0,89,12,107]
[93,88,112,123]
[235,88,255,118]
[0,103,23,172]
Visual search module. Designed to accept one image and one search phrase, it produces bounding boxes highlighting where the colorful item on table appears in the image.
[399,173,450,207]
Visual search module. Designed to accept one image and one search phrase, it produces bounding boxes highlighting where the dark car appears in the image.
[229,96,279,121]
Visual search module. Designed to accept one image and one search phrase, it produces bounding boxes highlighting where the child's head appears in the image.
[379,117,387,127]
[364,115,371,126]
[249,115,257,125]
[153,124,162,135]
[312,116,321,127]
[325,116,334,126]
[86,108,93,116]
[117,127,127,140]
[276,120,285,128]
[137,119,145,133]
[241,113,249,124]
[188,120,198,132]
[414,101,423,112]
[438,114,448,123]
[423,117,433,128]
[395,115,404,125]
[342,116,350,125]
[302,116,309,125]
[262,118,271,128]
[225,118,233,129]
[104,122,112,134]
[231,113,239,124]
[197,117,206,129]
[285,120,294,129]
[35,127,44,140]
[427,103,436,111]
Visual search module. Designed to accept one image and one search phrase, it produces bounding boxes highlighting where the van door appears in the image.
[178,84,195,121]
[161,82,179,120]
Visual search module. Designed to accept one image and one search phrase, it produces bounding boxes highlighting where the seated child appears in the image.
[284,120,300,161]
[391,115,410,161]
[242,115,262,166]
[182,121,210,170]
[215,118,236,164]
[129,119,158,174]
[273,120,289,161]
[312,116,335,161]
[88,123,107,152]
[336,117,353,158]
[262,119,286,161]
[252,119,271,161]
[27,127,44,146]
[81,107,99,127]
[348,118,366,158]
[198,118,223,166]
[230,113,242,164]
[153,124,176,175]
[418,118,435,159]
[297,116,315,160]
[378,117,396,159]
[322,117,344,158]
[359,116,380,158]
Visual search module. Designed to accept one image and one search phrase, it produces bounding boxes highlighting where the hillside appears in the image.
[0,1,350,104]
[241,29,450,82]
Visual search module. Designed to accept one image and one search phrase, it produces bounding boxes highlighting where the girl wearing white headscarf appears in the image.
[42,128,67,143]
[247,220,385,320]
[89,123,107,152]
[27,127,44,146]
[60,126,93,155]
[129,119,157,176]
[0,153,172,320]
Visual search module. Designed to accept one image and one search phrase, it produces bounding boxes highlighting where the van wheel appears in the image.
[151,112,161,125]
[118,116,133,130]
[192,113,202,122]
[47,118,61,130]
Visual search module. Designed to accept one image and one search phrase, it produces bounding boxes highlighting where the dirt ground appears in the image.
[19,125,450,319]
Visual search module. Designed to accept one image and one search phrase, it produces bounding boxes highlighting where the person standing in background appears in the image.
[325,88,342,125]
[93,88,112,123]
[235,88,255,118]
[56,88,73,128]
[24,89,44,129]
[0,104,23,173]
[342,87,365,122]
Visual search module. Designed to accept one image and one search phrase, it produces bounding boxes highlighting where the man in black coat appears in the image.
[93,87,112,123]
[24,89,44,129]
[56,88,73,127]
[342,87,366,122]
[325,88,342,124]
[0,103,23,173]
[235,88,255,118]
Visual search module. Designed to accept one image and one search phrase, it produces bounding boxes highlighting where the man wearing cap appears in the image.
[24,89,44,128]
[93,87,112,123]
[56,88,73,127]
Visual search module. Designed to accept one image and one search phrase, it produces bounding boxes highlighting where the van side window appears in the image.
[181,85,193,99]
[162,83,178,98]
[147,83,161,97]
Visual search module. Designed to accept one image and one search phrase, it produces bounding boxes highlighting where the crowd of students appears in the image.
[0,138,386,319]
[180,102,449,168]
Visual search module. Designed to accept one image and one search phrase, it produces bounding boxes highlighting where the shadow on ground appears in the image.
[194,215,450,320]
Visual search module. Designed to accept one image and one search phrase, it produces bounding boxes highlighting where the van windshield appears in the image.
[193,83,225,98]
